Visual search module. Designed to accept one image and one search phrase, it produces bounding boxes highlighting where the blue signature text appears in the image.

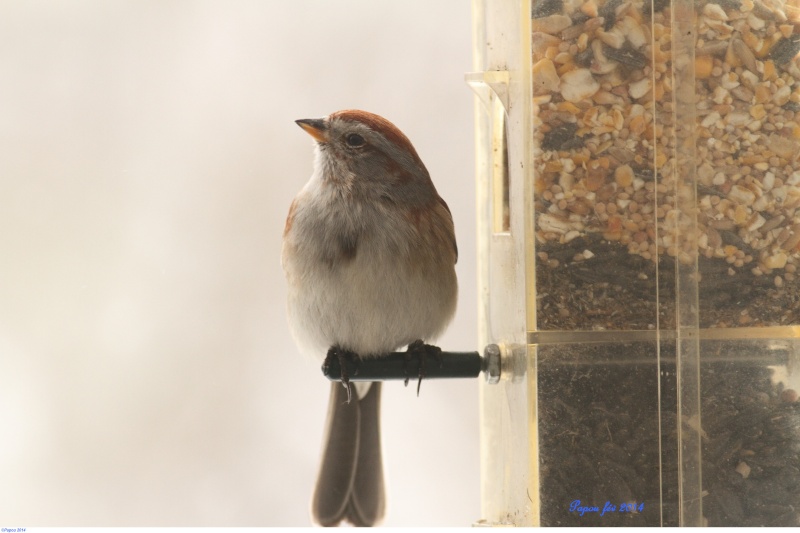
[569,500,645,516]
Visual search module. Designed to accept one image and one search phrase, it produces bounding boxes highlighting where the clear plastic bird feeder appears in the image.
[471,0,800,526]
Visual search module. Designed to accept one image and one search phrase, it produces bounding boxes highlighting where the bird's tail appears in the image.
[311,382,385,527]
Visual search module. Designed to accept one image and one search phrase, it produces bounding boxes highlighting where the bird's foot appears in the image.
[403,340,443,396]
[323,346,361,403]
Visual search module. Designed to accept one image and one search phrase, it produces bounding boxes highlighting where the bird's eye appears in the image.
[345,133,365,147]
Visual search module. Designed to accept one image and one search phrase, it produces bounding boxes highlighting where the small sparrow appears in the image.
[282,110,458,526]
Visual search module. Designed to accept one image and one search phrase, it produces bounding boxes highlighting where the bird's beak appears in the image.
[295,118,328,143]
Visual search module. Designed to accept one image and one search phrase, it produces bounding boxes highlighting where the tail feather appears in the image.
[311,382,385,527]
[347,382,385,526]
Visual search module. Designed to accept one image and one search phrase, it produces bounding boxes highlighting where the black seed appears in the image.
[599,0,623,30]
[770,36,800,65]
[570,11,589,25]
[604,44,649,69]
[532,0,563,18]
[632,165,656,182]
[642,0,670,17]
[698,184,722,196]
[562,137,585,150]
[720,230,756,256]
[712,0,742,10]
[575,47,594,68]
[784,101,800,112]
[541,123,580,151]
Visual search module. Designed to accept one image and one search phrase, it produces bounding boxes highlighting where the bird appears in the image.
[282,109,458,526]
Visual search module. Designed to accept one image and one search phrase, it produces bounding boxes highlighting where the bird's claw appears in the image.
[403,340,443,396]
[324,346,361,403]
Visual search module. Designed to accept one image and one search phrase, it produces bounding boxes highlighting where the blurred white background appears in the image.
[0,0,478,527]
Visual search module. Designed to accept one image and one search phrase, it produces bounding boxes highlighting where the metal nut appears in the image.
[483,344,501,384]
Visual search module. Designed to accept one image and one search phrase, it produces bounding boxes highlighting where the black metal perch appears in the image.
[321,345,501,383]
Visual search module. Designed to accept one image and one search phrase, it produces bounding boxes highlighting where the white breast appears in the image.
[283,178,457,359]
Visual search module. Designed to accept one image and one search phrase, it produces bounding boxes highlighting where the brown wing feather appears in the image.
[436,196,458,264]
[283,197,298,237]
